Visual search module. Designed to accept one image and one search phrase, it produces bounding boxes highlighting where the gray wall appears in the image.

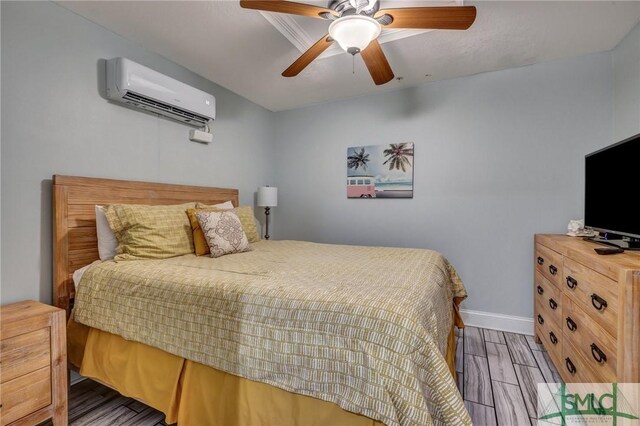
[613,22,640,141]
[0,2,276,304]
[273,52,614,318]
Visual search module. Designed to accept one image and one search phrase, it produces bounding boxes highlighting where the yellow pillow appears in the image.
[187,208,217,256]
[233,206,261,243]
[192,205,261,253]
[104,202,196,260]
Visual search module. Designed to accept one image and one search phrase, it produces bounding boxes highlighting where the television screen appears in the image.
[585,133,640,239]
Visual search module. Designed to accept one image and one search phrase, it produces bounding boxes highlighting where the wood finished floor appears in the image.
[60,326,561,426]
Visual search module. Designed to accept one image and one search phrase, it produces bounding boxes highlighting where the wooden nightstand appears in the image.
[1,301,67,425]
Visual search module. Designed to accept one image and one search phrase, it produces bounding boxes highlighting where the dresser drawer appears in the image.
[534,271,562,326]
[563,258,619,337]
[0,366,52,425]
[562,339,600,383]
[534,299,562,365]
[562,295,617,383]
[535,244,563,288]
[0,328,51,383]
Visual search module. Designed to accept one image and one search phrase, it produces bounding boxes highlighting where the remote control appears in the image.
[594,247,624,255]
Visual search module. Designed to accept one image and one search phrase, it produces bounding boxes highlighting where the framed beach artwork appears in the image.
[347,143,414,198]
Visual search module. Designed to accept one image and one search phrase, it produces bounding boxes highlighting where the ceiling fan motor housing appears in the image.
[328,0,380,17]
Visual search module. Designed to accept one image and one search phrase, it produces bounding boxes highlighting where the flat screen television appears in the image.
[585,132,640,250]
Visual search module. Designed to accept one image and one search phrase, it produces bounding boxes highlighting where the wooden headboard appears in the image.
[52,175,239,316]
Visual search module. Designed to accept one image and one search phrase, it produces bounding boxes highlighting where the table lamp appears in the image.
[257,186,278,240]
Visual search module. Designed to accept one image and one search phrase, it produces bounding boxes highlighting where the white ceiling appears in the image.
[58,1,640,111]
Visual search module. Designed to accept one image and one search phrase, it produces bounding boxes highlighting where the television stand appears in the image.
[583,235,640,251]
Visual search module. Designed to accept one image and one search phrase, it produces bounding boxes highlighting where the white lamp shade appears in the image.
[328,15,381,53]
[257,186,278,207]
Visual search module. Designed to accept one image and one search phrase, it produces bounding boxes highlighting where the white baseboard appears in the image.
[460,309,534,336]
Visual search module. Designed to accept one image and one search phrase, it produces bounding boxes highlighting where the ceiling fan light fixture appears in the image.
[328,15,381,54]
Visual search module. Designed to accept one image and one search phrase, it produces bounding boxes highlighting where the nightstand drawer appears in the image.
[535,243,563,288]
[1,328,51,383]
[1,301,67,425]
[563,258,618,337]
[0,366,52,425]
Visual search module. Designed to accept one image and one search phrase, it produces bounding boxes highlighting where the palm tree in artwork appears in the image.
[347,147,370,171]
[383,143,413,172]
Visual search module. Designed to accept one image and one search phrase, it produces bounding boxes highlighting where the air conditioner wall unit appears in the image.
[105,57,215,126]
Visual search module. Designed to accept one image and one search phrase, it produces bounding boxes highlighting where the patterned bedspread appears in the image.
[73,240,470,425]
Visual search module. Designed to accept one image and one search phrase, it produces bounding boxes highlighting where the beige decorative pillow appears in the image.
[195,210,252,258]
[197,204,261,243]
[186,202,235,256]
[104,202,196,260]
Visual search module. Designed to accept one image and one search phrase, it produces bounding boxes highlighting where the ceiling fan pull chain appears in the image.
[352,54,355,75]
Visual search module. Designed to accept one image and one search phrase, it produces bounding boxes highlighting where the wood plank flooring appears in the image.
[458,326,562,425]
[60,327,561,425]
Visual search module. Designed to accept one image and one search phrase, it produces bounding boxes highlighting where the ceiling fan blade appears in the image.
[240,0,337,19]
[374,6,476,30]
[282,34,334,77]
[361,39,394,85]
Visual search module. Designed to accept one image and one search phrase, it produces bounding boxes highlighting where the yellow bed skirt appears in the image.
[68,304,463,426]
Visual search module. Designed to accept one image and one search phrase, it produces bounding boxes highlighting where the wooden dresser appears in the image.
[534,234,640,383]
[0,301,67,425]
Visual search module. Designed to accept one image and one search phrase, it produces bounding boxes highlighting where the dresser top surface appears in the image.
[536,234,640,275]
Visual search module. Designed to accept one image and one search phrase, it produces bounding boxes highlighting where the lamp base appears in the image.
[264,206,270,240]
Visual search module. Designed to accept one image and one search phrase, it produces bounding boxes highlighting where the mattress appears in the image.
[73,240,469,426]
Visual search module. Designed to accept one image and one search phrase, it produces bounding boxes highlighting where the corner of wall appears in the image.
[612,21,640,141]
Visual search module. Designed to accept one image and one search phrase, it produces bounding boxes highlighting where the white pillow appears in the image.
[72,262,97,291]
[196,200,234,210]
[95,205,117,260]
[216,200,234,210]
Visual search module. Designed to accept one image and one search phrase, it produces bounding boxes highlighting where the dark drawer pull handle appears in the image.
[537,314,544,325]
[591,294,608,311]
[565,358,577,375]
[537,285,544,295]
[566,317,577,332]
[566,276,578,289]
[549,332,558,345]
[549,265,558,276]
[591,343,607,364]
[537,256,544,265]
[549,298,558,310]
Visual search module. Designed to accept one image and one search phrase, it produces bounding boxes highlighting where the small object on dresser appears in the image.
[566,219,596,237]
[0,300,67,425]
[594,246,624,255]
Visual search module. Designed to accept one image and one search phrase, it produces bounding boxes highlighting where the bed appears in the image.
[53,175,470,426]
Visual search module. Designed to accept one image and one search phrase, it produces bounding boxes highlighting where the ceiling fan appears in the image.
[239,0,477,85]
